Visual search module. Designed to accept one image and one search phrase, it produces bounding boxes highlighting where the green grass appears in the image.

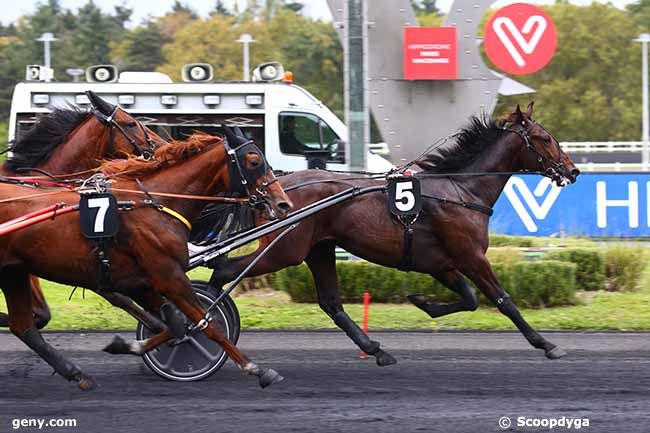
[2,267,650,331]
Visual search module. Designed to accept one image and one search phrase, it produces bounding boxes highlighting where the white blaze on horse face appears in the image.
[493,15,547,67]
[504,177,562,232]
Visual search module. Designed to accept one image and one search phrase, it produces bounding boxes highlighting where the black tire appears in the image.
[191,280,241,345]
[136,287,237,382]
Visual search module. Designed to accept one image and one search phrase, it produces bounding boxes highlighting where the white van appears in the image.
[9,64,392,173]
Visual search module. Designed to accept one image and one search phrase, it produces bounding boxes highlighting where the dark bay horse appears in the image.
[0,91,167,330]
[208,103,580,365]
[0,133,292,390]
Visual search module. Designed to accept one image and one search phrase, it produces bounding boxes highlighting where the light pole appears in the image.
[237,33,255,81]
[636,33,650,169]
[36,32,58,71]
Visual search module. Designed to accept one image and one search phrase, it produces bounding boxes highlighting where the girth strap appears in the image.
[397,225,415,272]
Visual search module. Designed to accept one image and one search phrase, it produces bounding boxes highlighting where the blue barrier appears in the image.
[490,173,650,237]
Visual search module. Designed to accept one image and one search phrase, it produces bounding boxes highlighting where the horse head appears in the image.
[223,125,293,219]
[503,102,580,186]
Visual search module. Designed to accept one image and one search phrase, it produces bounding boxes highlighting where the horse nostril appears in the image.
[571,168,581,177]
[277,201,292,213]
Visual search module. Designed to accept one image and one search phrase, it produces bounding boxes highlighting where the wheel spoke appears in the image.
[189,336,220,362]
[163,345,180,369]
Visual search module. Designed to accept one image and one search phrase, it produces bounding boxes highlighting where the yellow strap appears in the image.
[160,206,192,231]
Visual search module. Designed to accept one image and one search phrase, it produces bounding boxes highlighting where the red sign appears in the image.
[403,27,457,80]
[484,3,557,76]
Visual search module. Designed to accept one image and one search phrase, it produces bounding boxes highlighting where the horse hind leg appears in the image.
[408,270,479,319]
[29,276,52,329]
[1,270,96,390]
[0,276,51,329]
[306,240,397,367]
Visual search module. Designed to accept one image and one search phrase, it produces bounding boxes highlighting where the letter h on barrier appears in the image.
[596,181,639,228]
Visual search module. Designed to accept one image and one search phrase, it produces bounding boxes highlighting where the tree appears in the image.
[210,0,232,17]
[158,14,282,81]
[492,3,643,141]
[72,1,126,66]
[267,10,343,115]
[171,1,198,19]
[112,20,166,71]
[627,0,650,32]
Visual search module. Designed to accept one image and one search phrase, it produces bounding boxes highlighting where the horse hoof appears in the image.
[259,368,284,389]
[545,346,568,360]
[102,335,131,355]
[77,373,98,391]
[375,349,397,367]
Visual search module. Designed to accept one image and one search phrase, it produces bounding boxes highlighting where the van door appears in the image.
[264,110,347,172]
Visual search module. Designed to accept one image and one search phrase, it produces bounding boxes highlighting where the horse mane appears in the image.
[100,132,223,179]
[6,105,91,171]
[415,114,505,173]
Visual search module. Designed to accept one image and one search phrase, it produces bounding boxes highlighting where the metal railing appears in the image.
[561,141,644,153]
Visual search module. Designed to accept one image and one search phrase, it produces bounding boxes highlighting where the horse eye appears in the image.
[126,122,137,128]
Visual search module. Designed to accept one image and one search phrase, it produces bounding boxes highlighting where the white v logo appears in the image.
[503,177,562,232]
[493,15,547,67]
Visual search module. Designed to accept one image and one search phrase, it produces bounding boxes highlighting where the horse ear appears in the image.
[526,101,534,117]
[234,126,245,138]
[85,90,116,116]
[223,125,237,145]
[515,104,524,122]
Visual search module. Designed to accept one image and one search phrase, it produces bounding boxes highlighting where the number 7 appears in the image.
[88,197,110,233]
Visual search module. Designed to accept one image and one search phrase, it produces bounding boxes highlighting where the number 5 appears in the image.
[88,197,110,233]
[395,181,415,212]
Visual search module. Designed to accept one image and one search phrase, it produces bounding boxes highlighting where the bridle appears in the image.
[502,119,567,184]
[91,106,157,160]
[224,138,279,209]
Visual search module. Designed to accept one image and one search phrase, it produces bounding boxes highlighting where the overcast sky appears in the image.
[0,0,638,26]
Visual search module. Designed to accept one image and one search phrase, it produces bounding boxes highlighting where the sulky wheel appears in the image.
[136,284,241,382]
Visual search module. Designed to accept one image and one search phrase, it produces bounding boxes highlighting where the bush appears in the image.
[604,247,649,291]
[507,261,577,307]
[545,248,605,291]
[275,260,577,308]
[487,247,524,266]
[489,234,535,247]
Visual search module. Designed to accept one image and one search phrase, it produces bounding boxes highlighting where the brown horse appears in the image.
[0,132,292,390]
[207,103,580,364]
[0,91,167,330]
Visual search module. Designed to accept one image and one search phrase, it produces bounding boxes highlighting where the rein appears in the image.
[110,188,248,203]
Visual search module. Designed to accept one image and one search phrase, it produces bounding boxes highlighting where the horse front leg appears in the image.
[407,270,479,318]
[459,254,567,359]
[1,269,96,390]
[306,240,397,367]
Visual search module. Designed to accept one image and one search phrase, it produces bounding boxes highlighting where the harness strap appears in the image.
[159,206,192,231]
[421,194,494,216]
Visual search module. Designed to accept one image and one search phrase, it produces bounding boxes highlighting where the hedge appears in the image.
[274,260,577,308]
[604,247,648,291]
[545,248,605,291]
